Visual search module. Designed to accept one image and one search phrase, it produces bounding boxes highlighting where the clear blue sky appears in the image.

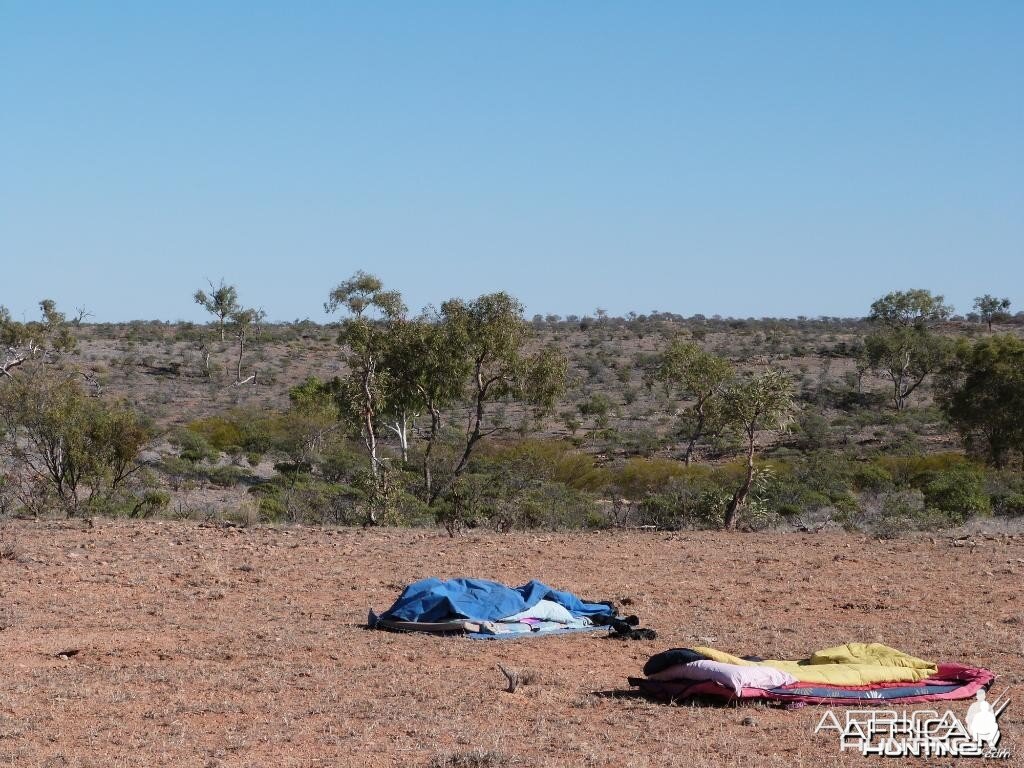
[2,2,1021,322]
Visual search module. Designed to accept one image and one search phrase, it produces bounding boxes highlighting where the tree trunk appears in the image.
[384,414,411,463]
[430,360,487,505]
[723,433,755,530]
[891,368,907,411]
[393,412,409,463]
[422,401,441,502]
[682,404,706,466]
[235,333,244,383]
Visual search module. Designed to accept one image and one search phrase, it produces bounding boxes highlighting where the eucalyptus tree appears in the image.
[427,292,567,505]
[325,272,406,522]
[939,334,1024,468]
[379,316,469,479]
[864,329,951,411]
[865,289,953,411]
[227,306,266,385]
[1,300,75,381]
[193,279,239,341]
[868,289,952,330]
[973,295,1012,332]
[720,369,794,529]
[653,339,734,465]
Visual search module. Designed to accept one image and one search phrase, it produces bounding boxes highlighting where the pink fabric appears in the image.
[647,660,796,695]
[632,664,995,705]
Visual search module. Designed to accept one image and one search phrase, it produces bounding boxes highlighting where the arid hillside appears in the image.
[4,304,1024,535]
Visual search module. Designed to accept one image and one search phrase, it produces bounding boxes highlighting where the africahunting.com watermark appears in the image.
[815,690,1012,759]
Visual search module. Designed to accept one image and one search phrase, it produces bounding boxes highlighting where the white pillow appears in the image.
[648,660,796,695]
[500,599,576,623]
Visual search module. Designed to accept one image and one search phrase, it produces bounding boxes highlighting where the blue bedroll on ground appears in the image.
[378,577,613,623]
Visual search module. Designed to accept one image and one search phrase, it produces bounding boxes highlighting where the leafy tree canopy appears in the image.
[940,334,1024,468]
[869,289,952,330]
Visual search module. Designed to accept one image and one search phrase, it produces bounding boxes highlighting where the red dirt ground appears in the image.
[2,520,1022,767]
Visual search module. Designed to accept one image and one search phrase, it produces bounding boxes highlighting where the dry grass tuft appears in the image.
[428,750,517,768]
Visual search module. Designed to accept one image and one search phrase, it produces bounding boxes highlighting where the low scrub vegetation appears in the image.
[2,284,1023,537]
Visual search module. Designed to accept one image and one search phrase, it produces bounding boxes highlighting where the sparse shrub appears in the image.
[737,467,783,531]
[877,452,972,486]
[503,482,595,531]
[0,377,152,516]
[872,490,925,538]
[578,392,612,417]
[128,490,171,518]
[987,470,1024,517]
[0,536,20,561]
[793,409,831,450]
[0,474,12,518]
[610,427,662,457]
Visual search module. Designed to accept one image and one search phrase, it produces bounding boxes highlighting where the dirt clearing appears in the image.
[2,521,1021,767]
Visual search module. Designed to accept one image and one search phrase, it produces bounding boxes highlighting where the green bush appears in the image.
[187,409,276,458]
[767,479,830,516]
[432,463,599,533]
[985,470,1024,517]
[320,444,369,483]
[250,474,364,524]
[578,393,613,417]
[0,378,152,516]
[851,463,894,493]
[864,487,977,537]
[635,474,731,529]
[187,416,242,452]
[613,457,693,498]
[171,428,217,464]
[205,465,248,488]
[920,467,990,521]
[502,482,596,531]
[876,452,973,486]
[995,493,1024,517]
[793,410,831,450]
[128,490,171,518]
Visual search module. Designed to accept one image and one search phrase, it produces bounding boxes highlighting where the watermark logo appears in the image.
[966,689,1003,747]
[815,691,1011,759]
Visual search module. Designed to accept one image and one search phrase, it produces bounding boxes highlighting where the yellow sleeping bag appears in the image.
[692,643,938,686]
